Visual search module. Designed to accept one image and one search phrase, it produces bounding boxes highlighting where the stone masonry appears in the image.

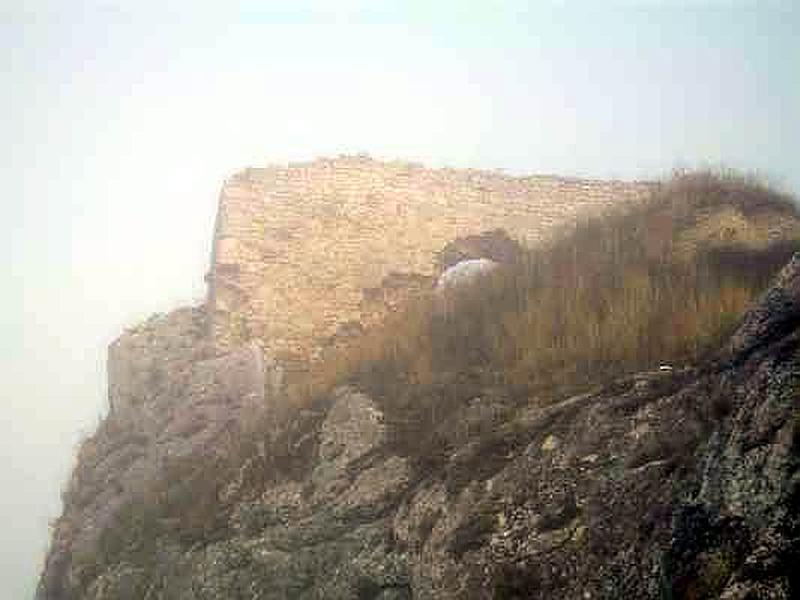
[206,155,656,365]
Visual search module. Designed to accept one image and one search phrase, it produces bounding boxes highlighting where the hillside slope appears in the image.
[38,173,800,599]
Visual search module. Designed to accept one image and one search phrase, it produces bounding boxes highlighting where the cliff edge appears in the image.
[37,165,800,599]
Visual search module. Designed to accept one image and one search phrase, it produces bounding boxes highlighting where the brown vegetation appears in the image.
[241,170,796,497]
[55,171,800,599]
[293,171,798,404]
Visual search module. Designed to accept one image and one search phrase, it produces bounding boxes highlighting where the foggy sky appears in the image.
[2,2,799,597]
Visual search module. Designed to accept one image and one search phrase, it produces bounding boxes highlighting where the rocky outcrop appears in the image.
[727,254,800,361]
[38,165,800,598]
[37,307,280,600]
[39,255,800,599]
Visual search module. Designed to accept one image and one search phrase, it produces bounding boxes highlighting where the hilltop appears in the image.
[38,164,800,599]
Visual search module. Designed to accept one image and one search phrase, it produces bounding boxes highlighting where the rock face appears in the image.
[37,308,277,600]
[39,252,800,598]
[727,254,800,360]
[38,165,800,598]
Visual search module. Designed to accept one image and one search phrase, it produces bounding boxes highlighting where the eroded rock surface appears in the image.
[37,308,276,599]
[39,260,800,598]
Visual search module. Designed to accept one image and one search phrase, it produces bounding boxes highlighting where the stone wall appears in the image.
[206,155,657,363]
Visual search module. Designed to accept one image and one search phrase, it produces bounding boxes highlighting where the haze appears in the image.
[2,1,799,597]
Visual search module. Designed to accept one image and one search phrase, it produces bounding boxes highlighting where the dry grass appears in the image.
[237,170,798,494]
[294,170,799,406]
[73,171,799,592]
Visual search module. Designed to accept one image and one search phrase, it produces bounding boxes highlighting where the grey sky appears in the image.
[2,2,799,597]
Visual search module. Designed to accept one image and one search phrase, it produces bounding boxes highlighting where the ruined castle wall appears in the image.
[207,156,656,362]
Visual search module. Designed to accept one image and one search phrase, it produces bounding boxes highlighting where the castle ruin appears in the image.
[206,155,656,366]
